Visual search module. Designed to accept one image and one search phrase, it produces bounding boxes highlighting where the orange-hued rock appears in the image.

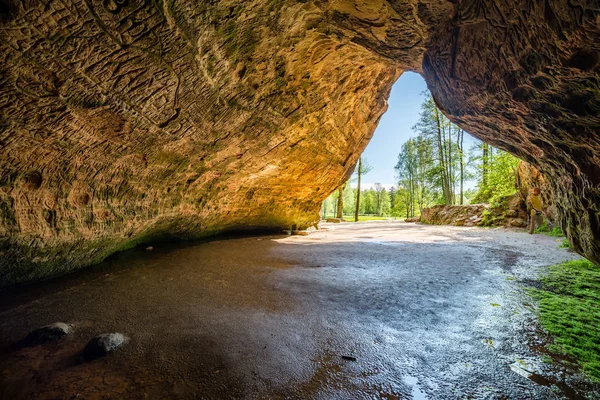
[0,1,599,285]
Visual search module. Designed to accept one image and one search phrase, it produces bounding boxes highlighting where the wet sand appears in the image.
[0,221,597,399]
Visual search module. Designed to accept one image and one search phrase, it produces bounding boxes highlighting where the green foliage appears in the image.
[479,209,494,227]
[535,221,564,237]
[477,196,512,227]
[390,187,407,218]
[394,136,435,217]
[330,93,524,220]
[528,260,600,382]
[342,185,356,215]
[394,93,478,215]
[379,188,391,216]
[462,188,479,205]
[471,145,520,204]
[357,157,374,176]
[321,184,392,219]
[560,238,571,248]
[361,189,376,215]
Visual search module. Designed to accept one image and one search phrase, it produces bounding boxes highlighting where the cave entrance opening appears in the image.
[323,71,527,227]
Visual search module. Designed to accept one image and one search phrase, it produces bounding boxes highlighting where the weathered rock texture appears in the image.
[482,194,530,229]
[420,204,489,227]
[423,1,600,263]
[0,0,599,285]
[419,194,528,228]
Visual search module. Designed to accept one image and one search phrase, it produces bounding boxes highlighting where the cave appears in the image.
[1,1,600,397]
[0,1,599,286]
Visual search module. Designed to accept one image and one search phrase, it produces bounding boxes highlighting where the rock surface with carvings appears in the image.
[0,1,598,285]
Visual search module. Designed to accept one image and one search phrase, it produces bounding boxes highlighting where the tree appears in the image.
[402,92,480,208]
[411,94,459,205]
[394,135,436,217]
[362,190,375,214]
[392,91,519,210]
[482,142,489,189]
[380,188,391,216]
[343,186,356,215]
[389,186,396,206]
[336,184,345,219]
[395,139,417,217]
[373,183,386,216]
[470,138,520,203]
[354,157,373,221]
[457,127,465,204]
[434,105,452,204]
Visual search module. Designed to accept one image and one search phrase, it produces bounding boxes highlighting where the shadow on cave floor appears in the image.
[0,221,598,399]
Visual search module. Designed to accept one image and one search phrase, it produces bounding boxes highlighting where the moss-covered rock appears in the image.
[420,204,489,227]
[420,194,528,228]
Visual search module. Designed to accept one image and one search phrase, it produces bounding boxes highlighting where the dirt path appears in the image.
[0,221,594,399]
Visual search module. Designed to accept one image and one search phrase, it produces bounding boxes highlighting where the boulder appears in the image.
[83,333,128,361]
[420,194,529,229]
[22,322,71,346]
[420,204,489,227]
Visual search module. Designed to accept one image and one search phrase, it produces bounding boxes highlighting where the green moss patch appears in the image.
[528,259,600,381]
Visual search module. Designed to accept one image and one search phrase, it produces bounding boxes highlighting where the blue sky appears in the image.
[355,71,428,189]
[356,72,477,190]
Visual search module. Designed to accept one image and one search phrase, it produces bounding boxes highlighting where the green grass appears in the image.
[535,221,564,237]
[560,238,571,248]
[322,215,397,222]
[354,216,392,221]
[528,259,600,382]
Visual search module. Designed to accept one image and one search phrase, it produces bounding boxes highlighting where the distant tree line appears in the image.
[322,181,392,219]
[322,92,521,220]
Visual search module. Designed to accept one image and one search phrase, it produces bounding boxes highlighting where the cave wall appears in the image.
[0,0,599,286]
[423,0,600,262]
[0,0,417,285]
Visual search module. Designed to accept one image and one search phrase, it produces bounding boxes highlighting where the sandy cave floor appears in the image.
[1,221,598,399]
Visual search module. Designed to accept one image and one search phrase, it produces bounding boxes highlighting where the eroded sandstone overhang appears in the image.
[0,0,598,286]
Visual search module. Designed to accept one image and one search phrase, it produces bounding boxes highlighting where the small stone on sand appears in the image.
[83,333,127,361]
[23,322,71,346]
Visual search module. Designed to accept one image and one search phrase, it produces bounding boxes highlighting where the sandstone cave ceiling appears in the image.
[0,0,598,286]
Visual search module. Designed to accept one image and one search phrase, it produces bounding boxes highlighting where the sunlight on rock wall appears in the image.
[0,0,599,285]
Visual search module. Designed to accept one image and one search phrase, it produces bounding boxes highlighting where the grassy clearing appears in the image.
[322,215,398,222]
[528,259,600,382]
[354,216,394,221]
